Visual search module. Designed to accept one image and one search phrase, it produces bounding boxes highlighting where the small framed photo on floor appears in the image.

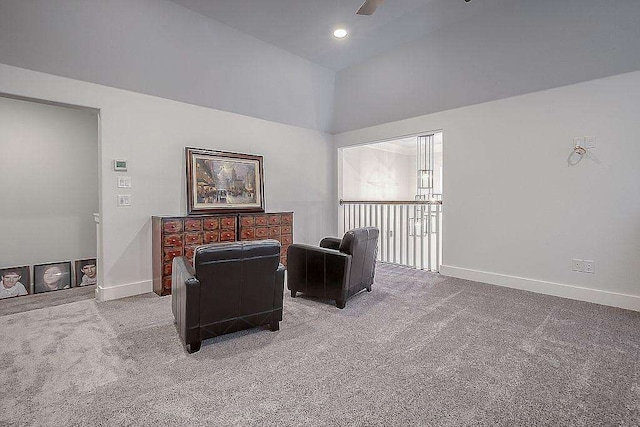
[34,261,71,294]
[0,265,30,299]
[75,259,97,287]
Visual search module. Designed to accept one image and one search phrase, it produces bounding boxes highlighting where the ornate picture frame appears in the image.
[186,147,265,215]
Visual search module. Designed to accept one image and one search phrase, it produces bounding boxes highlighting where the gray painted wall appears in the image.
[0,0,335,133]
[0,96,99,269]
[333,0,640,133]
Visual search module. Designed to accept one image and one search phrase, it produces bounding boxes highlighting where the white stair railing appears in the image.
[340,200,442,272]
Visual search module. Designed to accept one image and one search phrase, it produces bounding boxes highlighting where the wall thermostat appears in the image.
[114,159,128,171]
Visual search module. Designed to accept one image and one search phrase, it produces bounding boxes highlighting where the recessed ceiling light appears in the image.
[333,28,348,38]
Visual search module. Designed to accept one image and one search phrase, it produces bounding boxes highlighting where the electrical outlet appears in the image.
[572,259,584,272]
[388,230,394,238]
[583,260,595,274]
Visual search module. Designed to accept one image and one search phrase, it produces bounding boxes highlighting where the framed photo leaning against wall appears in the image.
[0,265,30,299]
[75,258,97,287]
[34,261,71,294]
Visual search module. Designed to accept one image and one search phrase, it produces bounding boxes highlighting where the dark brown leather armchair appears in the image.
[287,227,379,309]
[172,239,285,353]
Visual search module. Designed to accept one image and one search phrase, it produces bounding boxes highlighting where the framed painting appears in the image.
[75,258,97,287]
[0,265,30,299]
[186,147,265,215]
[34,261,71,294]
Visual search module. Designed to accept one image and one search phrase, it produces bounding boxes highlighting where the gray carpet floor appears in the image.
[0,284,95,316]
[1,263,639,426]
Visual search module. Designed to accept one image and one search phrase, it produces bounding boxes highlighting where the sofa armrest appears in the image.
[287,244,352,298]
[172,256,200,347]
[319,237,342,250]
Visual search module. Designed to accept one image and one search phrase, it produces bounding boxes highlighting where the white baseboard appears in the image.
[439,265,640,312]
[95,280,153,302]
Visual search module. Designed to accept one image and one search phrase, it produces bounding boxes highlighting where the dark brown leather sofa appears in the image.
[172,239,285,353]
[287,227,379,309]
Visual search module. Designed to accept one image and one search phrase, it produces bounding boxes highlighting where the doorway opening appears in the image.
[0,94,100,306]
[339,131,443,271]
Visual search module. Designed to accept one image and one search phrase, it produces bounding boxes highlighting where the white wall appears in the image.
[0,96,99,268]
[0,0,335,133]
[333,0,640,133]
[0,63,336,301]
[335,70,640,311]
[342,146,415,201]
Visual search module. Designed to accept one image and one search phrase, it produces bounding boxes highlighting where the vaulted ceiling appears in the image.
[170,0,506,71]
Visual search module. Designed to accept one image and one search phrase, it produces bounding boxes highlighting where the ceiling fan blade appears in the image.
[356,0,384,16]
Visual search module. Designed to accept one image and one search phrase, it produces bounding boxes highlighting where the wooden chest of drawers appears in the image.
[239,212,293,266]
[152,212,293,296]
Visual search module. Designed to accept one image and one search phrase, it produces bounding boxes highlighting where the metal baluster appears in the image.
[386,204,390,263]
[435,204,441,272]
[363,204,367,227]
[353,204,356,229]
[380,205,385,262]
[399,205,404,265]
[411,205,418,268]
[352,204,356,230]
[420,204,425,270]
[352,204,355,230]
[427,203,432,271]
[389,205,398,264]
[374,203,378,229]
[375,204,380,261]
[372,203,381,260]
[347,204,356,231]
[354,204,357,228]
[344,204,351,233]
[345,204,349,231]
[405,205,410,266]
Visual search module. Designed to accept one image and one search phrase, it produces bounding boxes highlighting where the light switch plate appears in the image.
[584,136,596,149]
[117,176,132,188]
[117,195,131,207]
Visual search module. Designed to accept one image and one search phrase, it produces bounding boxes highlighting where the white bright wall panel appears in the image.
[342,146,415,201]
[335,70,640,311]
